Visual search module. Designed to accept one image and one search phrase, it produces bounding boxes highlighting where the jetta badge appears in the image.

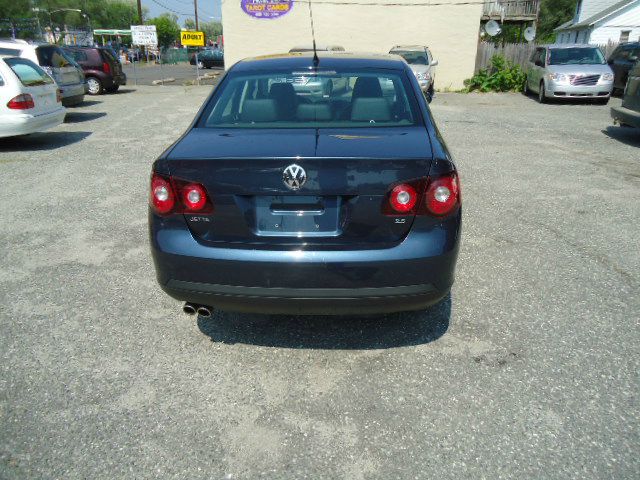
[282,164,307,191]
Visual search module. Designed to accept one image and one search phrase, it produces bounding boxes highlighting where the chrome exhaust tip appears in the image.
[196,306,212,318]
[183,303,197,315]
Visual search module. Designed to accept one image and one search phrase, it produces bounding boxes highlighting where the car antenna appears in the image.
[307,0,319,68]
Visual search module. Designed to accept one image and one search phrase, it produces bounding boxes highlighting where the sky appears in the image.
[144,0,223,25]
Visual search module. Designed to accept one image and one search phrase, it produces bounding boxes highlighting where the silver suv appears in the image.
[525,44,614,105]
[0,39,85,107]
[389,45,438,99]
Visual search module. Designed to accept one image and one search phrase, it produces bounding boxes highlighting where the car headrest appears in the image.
[269,82,296,99]
[240,99,278,123]
[297,103,332,121]
[351,98,392,122]
[352,77,383,98]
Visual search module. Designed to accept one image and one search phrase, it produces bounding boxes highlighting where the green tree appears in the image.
[537,0,577,43]
[147,13,180,48]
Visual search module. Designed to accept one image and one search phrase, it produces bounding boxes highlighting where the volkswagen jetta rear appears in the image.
[149,53,461,315]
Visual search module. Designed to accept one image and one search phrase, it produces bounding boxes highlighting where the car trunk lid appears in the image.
[167,127,433,247]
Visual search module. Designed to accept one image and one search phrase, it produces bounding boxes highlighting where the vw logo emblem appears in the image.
[282,164,307,191]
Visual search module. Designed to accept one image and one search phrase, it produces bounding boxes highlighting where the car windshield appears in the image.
[5,57,54,86]
[200,69,421,129]
[548,47,605,65]
[392,51,429,65]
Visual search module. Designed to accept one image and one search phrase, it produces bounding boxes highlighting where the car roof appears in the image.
[232,52,408,72]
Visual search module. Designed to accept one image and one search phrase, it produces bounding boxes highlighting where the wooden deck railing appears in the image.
[482,0,541,20]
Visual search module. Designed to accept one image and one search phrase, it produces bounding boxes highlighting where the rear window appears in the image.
[200,70,421,129]
[5,57,54,86]
[36,46,74,68]
[101,48,118,63]
[0,47,22,56]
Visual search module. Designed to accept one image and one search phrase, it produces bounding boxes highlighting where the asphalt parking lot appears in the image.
[0,88,638,479]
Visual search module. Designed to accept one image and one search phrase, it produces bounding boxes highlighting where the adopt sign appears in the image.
[181,31,205,47]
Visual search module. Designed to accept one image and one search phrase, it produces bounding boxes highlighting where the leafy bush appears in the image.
[464,55,526,93]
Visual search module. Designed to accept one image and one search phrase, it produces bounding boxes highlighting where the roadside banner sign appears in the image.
[181,30,205,47]
[131,25,158,46]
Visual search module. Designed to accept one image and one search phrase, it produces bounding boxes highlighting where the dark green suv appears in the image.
[611,61,640,129]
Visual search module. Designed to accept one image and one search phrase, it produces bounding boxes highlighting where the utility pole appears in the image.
[137,0,143,24]
[194,0,199,30]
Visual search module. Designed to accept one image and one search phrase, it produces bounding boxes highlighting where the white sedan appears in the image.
[0,55,66,138]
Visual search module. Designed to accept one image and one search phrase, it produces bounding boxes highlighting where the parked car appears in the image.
[189,48,224,69]
[611,60,640,129]
[0,56,65,138]
[0,39,85,106]
[65,46,127,95]
[525,44,614,104]
[288,45,349,95]
[389,45,438,99]
[608,42,640,94]
[149,53,461,317]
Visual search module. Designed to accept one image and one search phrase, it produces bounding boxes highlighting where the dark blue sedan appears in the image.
[149,53,461,316]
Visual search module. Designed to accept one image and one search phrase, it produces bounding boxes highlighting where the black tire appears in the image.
[105,85,119,93]
[86,76,103,95]
[538,81,547,104]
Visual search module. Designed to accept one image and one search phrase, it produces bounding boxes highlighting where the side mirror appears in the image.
[430,60,439,67]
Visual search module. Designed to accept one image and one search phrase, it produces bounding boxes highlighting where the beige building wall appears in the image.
[221,1,483,90]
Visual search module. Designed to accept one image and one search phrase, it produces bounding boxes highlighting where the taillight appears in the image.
[382,173,460,217]
[56,89,62,103]
[389,184,418,213]
[151,174,175,214]
[424,173,460,216]
[7,94,35,110]
[181,184,207,211]
[150,174,212,215]
[102,62,111,74]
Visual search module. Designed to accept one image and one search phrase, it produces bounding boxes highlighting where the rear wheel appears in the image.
[538,81,547,104]
[86,77,103,95]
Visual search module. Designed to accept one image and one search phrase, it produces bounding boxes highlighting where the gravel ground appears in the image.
[0,87,638,479]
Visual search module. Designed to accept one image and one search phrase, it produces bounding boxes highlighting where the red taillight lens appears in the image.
[150,174,212,215]
[102,62,111,74]
[425,173,460,216]
[389,184,418,213]
[56,89,62,103]
[181,183,207,211]
[7,94,35,110]
[150,174,175,214]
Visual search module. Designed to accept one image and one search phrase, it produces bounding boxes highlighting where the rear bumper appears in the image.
[60,83,86,105]
[611,105,640,128]
[150,214,461,315]
[0,108,66,138]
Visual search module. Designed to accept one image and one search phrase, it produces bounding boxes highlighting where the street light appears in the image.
[32,7,82,43]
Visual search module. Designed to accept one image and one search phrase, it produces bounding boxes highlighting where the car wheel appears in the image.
[86,77,103,95]
[323,79,333,97]
[538,81,547,104]
[105,85,119,93]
